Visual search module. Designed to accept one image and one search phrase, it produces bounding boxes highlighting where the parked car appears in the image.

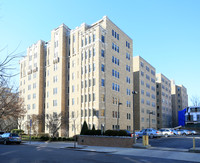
[0,131,4,136]
[171,129,178,135]
[131,132,139,139]
[188,130,197,135]
[176,129,190,135]
[0,133,21,145]
[137,128,162,139]
[137,129,146,138]
[159,128,173,137]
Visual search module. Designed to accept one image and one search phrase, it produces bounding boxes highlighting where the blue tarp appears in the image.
[178,108,186,126]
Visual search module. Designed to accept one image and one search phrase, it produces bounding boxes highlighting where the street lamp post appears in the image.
[149,111,153,128]
[117,101,122,130]
[132,91,137,144]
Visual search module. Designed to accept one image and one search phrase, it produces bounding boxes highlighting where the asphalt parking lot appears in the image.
[137,135,200,149]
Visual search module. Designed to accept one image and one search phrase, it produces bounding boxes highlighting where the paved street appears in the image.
[0,144,198,163]
[137,135,200,149]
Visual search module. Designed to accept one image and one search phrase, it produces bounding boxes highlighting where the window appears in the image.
[141,89,144,95]
[93,78,96,86]
[53,100,57,106]
[89,36,91,44]
[127,89,131,95]
[101,35,105,43]
[93,34,95,42]
[140,62,144,67]
[146,74,150,80]
[112,43,119,53]
[146,83,150,88]
[85,95,87,102]
[33,93,36,99]
[89,94,91,102]
[151,86,155,91]
[28,85,31,90]
[151,78,155,83]
[72,73,75,80]
[141,98,144,104]
[101,64,105,72]
[141,71,144,76]
[53,88,57,94]
[72,98,75,105]
[126,65,130,72]
[89,79,91,87]
[146,92,150,97]
[101,50,105,57]
[141,80,144,85]
[93,93,95,101]
[146,100,150,106]
[151,70,155,76]
[126,101,131,107]
[89,49,91,58]
[72,85,75,92]
[93,48,95,56]
[112,83,120,92]
[27,94,31,100]
[32,104,36,109]
[93,63,95,71]
[126,77,130,84]
[112,56,119,66]
[126,53,130,60]
[85,51,87,59]
[85,37,87,45]
[101,79,105,87]
[85,80,87,88]
[146,66,150,72]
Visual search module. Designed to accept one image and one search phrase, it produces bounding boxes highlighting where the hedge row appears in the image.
[22,135,74,141]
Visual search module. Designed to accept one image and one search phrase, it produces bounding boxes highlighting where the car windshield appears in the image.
[11,133,19,137]
[160,129,165,131]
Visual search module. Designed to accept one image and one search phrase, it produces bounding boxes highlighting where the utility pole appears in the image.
[117,101,122,130]
[132,91,137,144]
[149,111,153,128]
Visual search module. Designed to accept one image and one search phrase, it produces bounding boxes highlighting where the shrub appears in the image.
[11,129,24,135]
[57,137,62,141]
[104,130,128,136]
[40,135,49,141]
[118,130,128,136]
[50,137,57,141]
[62,137,67,141]
[80,121,89,135]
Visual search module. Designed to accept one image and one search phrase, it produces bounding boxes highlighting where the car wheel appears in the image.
[4,140,7,145]
[164,134,168,137]
[149,134,153,139]
[17,142,21,145]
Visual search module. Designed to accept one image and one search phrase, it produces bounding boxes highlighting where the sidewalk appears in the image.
[23,141,200,162]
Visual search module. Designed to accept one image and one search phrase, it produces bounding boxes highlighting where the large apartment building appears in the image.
[156,73,172,129]
[133,56,157,130]
[19,16,133,137]
[171,80,188,127]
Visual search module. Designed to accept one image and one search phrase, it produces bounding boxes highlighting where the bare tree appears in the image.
[45,113,65,137]
[0,82,26,131]
[0,46,26,132]
[190,95,200,106]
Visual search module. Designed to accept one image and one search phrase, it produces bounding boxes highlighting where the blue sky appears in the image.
[0,0,200,105]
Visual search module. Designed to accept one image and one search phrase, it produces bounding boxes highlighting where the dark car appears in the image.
[0,131,4,135]
[0,133,21,145]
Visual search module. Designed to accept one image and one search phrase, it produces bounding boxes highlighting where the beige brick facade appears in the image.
[19,16,133,137]
[171,80,188,127]
[156,73,172,129]
[133,56,157,130]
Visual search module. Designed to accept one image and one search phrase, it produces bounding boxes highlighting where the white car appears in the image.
[159,129,173,137]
